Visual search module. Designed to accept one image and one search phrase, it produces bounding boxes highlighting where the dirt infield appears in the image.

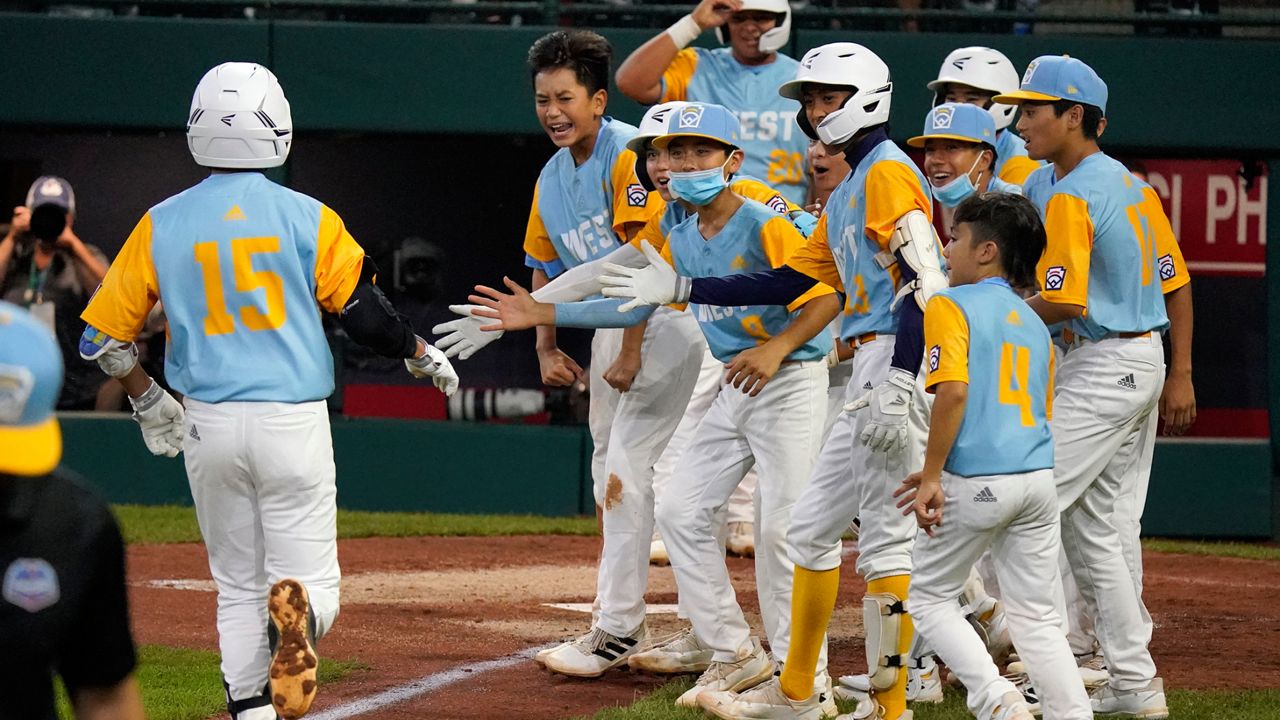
[127,536,1280,719]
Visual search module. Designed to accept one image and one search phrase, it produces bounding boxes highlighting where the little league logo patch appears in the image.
[1158,253,1176,281]
[0,364,35,424]
[626,183,648,207]
[1044,265,1066,291]
[678,104,706,129]
[1022,60,1040,86]
[931,106,955,130]
[3,558,60,613]
[929,345,941,372]
[767,195,789,215]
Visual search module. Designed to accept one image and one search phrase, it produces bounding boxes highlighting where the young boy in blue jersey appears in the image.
[78,63,457,720]
[895,192,1092,720]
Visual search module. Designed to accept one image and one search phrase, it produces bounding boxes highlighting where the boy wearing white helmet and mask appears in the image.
[601,43,942,720]
[79,62,458,720]
[928,47,1041,186]
[617,0,810,208]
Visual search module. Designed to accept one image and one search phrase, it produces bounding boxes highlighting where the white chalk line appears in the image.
[306,645,548,719]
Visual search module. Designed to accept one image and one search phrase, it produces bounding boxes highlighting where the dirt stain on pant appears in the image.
[605,474,624,510]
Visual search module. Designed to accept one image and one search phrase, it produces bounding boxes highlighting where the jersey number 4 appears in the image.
[194,237,287,336]
[998,342,1035,428]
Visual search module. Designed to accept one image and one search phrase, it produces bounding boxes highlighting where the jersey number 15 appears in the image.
[194,237,287,336]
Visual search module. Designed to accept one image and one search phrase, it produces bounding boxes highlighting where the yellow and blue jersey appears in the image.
[993,129,1041,186]
[924,278,1055,477]
[630,174,810,251]
[523,117,662,278]
[1023,153,1172,341]
[661,48,809,206]
[81,172,364,403]
[661,199,834,363]
[785,140,933,341]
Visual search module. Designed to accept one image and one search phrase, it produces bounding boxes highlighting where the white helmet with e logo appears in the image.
[187,62,293,169]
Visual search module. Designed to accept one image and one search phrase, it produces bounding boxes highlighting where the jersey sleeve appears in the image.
[1036,192,1093,307]
[523,180,564,276]
[659,48,700,102]
[733,178,801,216]
[80,213,160,341]
[628,210,669,254]
[999,155,1042,186]
[1142,187,1190,295]
[865,160,933,250]
[611,150,663,237]
[784,213,843,290]
[923,294,970,390]
[759,216,837,312]
[314,205,366,313]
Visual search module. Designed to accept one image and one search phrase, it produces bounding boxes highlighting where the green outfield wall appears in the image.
[2,14,1277,152]
[58,414,1274,539]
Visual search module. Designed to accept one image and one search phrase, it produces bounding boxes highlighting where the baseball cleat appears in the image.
[991,691,1035,720]
[726,521,756,558]
[534,640,571,666]
[907,656,944,703]
[628,626,713,674]
[268,579,318,720]
[834,673,871,702]
[542,624,646,678]
[675,637,774,707]
[1075,652,1109,688]
[1089,677,1169,719]
[1002,672,1042,717]
[698,676,829,719]
[650,537,670,566]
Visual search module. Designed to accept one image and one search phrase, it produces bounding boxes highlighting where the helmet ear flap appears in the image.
[634,155,656,193]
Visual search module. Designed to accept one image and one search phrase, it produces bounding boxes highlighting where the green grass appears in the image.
[113,504,599,544]
[1141,537,1280,562]
[574,683,1280,720]
[57,645,363,720]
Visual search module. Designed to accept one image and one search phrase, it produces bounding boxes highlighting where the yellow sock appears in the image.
[779,566,839,701]
[867,574,913,720]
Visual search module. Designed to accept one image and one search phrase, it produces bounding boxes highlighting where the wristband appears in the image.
[666,14,702,49]
[674,276,693,304]
[130,379,164,413]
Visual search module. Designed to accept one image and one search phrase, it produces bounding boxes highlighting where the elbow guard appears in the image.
[79,325,138,378]
[889,210,948,312]
[338,259,418,359]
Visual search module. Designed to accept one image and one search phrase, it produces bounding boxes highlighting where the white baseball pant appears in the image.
[657,361,828,662]
[594,308,707,636]
[909,469,1092,720]
[183,398,340,704]
[1053,332,1165,691]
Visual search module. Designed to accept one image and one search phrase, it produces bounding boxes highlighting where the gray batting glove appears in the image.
[405,337,460,396]
[845,367,913,454]
[432,304,503,360]
[130,379,185,457]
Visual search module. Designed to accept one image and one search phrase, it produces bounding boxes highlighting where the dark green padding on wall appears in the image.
[57,415,1272,537]
[3,14,1277,153]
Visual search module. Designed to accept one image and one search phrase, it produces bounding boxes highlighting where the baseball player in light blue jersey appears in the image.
[897,191,1092,720]
[79,62,458,720]
[995,55,1178,719]
[616,0,809,205]
[928,47,1042,186]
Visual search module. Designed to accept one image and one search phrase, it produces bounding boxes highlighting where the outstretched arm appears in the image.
[615,0,740,103]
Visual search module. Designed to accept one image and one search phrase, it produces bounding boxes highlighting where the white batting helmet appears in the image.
[187,62,293,169]
[716,0,791,55]
[627,101,688,191]
[778,42,892,145]
[927,47,1020,131]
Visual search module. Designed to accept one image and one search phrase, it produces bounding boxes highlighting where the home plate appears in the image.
[543,603,679,614]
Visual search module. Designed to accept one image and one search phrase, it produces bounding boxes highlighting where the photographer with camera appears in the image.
[0,176,111,410]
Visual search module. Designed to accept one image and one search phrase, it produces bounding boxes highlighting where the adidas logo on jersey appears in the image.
[224,205,246,221]
[1117,373,1137,390]
[974,487,998,503]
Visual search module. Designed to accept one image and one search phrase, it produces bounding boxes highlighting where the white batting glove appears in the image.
[431,304,503,360]
[129,380,185,458]
[599,240,690,312]
[405,338,460,396]
[845,367,914,454]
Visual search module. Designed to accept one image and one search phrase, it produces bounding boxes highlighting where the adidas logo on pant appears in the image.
[973,487,998,503]
[1117,373,1137,390]
[188,424,201,442]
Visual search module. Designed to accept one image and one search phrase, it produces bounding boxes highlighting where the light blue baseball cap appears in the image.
[0,301,64,476]
[907,103,997,148]
[993,55,1108,115]
[652,103,742,150]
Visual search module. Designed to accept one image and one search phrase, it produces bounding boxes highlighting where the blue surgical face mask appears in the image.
[933,154,984,208]
[669,157,731,206]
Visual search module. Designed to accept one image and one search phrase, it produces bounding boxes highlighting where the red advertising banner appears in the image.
[1137,159,1267,276]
